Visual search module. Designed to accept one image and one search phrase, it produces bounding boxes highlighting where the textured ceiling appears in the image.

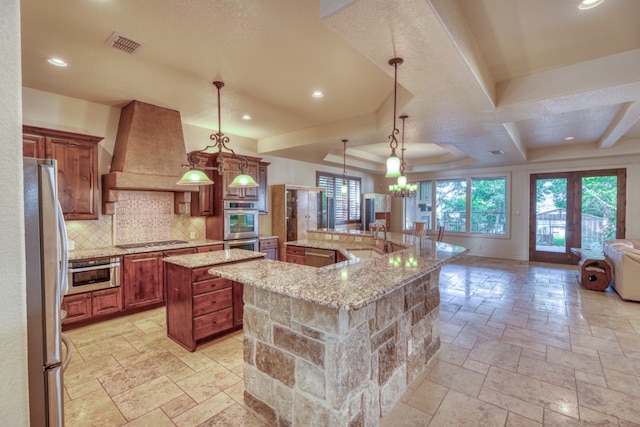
[20,0,640,175]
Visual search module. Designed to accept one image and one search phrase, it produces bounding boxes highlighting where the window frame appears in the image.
[405,173,511,239]
[316,171,362,225]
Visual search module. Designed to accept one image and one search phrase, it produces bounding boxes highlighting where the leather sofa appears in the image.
[603,239,640,301]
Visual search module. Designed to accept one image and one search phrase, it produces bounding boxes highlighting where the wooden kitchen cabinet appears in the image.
[257,161,270,214]
[91,287,122,317]
[232,281,244,326]
[166,264,238,351]
[62,293,92,324]
[220,154,260,200]
[272,184,326,260]
[123,251,164,309]
[189,152,216,216]
[286,245,305,265]
[23,125,103,220]
[196,244,224,253]
[259,237,278,260]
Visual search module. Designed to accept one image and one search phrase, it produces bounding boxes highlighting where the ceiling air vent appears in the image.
[105,32,143,54]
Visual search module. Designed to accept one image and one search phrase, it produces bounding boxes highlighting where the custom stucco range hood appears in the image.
[102,100,195,214]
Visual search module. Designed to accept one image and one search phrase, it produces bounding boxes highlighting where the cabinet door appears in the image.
[62,293,92,324]
[306,190,318,232]
[190,153,215,216]
[232,281,244,326]
[123,252,164,309]
[46,137,99,220]
[92,288,122,317]
[23,133,45,158]
[258,163,269,214]
[223,158,259,200]
[296,191,311,241]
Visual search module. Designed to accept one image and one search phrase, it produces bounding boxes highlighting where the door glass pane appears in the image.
[436,179,466,232]
[535,178,567,252]
[405,181,432,231]
[581,175,617,250]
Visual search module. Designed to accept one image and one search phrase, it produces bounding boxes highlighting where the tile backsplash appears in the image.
[66,190,206,251]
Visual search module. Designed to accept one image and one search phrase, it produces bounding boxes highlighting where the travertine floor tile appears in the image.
[123,408,174,427]
[65,388,126,427]
[426,360,485,398]
[112,375,184,421]
[429,390,507,426]
[198,402,270,426]
[172,392,236,427]
[176,363,242,403]
[404,379,448,415]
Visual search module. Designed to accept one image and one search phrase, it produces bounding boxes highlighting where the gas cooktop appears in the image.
[115,240,188,249]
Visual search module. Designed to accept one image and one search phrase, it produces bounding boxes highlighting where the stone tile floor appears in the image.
[63,255,640,426]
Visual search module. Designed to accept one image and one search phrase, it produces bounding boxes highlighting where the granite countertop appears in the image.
[208,233,468,310]
[68,239,225,261]
[259,235,278,240]
[163,248,265,268]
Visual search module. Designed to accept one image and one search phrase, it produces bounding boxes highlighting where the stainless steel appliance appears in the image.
[67,257,120,295]
[304,248,336,267]
[224,238,259,251]
[24,157,71,426]
[224,200,259,241]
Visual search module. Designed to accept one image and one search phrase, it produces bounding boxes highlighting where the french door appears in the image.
[529,169,626,264]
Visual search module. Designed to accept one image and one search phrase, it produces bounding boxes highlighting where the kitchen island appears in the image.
[163,249,265,351]
[207,230,467,426]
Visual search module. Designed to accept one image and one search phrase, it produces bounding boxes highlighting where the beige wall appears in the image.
[1,0,30,424]
[378,154,640,260]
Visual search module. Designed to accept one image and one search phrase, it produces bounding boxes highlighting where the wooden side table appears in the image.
[571,248,612,291]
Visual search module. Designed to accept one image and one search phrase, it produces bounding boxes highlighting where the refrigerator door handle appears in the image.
[61,333,73,371]
[57,202,69,296]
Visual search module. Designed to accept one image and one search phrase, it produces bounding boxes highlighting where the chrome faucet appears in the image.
[377,224,393,253]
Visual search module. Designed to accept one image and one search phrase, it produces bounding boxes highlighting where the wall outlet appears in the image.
[332,235,340,240]
[189,231,196,240]
[408,339,414,356]
[325,234,332,240]
[67,240,75,251]
[355,237,362,242]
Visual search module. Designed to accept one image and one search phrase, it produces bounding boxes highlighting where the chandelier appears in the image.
[340,139,348,194]
[385,57,403,178]
[177,81,258,188]
[389,114,417,198]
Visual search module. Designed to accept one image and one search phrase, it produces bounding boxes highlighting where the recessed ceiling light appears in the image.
[241,114,252,121]
[564,136,575,141]
[46,57,68,67]
[489,150,504,155]
[578,0,605,10]
[312,90,324,98]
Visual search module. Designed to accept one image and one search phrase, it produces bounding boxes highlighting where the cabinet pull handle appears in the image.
[212,320,217,324]
[212,300,217,304]
[130,257,158,263]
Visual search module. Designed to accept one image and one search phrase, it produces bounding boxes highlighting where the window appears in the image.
[406,175,509,236]
[317,172,361,225]
[471,177,507,235]
[436,179,467,233]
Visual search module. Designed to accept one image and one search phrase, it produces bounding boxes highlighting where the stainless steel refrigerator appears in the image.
[24,157,71,426]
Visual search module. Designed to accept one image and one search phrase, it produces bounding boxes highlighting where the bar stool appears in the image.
[414,222,426,237]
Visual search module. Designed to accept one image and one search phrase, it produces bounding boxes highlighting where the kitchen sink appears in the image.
[347,248,385,259]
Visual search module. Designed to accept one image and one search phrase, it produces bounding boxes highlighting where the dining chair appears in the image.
[413,222,426,237]
[436,225,445,242]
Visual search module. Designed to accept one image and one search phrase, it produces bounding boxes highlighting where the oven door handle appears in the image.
[224,209,258,215]
[68,264,119,273]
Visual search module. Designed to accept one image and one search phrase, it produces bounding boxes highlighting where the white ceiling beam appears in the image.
[598,101,640,149]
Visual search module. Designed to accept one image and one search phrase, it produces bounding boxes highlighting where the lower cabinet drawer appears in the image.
[194,308,234,340]
[193,277,231,295]
[192,288,233,317]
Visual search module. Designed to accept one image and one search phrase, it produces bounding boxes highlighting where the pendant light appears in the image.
[177,81,258,188]
[385,57,403,178]
[340,139,348,194]
[389,114,417,198]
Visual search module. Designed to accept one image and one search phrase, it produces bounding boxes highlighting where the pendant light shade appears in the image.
[386,155,401,177]
[176,169,214,185]
[229,173,259,188]
[397,175,407,187]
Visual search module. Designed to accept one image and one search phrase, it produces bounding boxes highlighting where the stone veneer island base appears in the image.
[208,230,466,426]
